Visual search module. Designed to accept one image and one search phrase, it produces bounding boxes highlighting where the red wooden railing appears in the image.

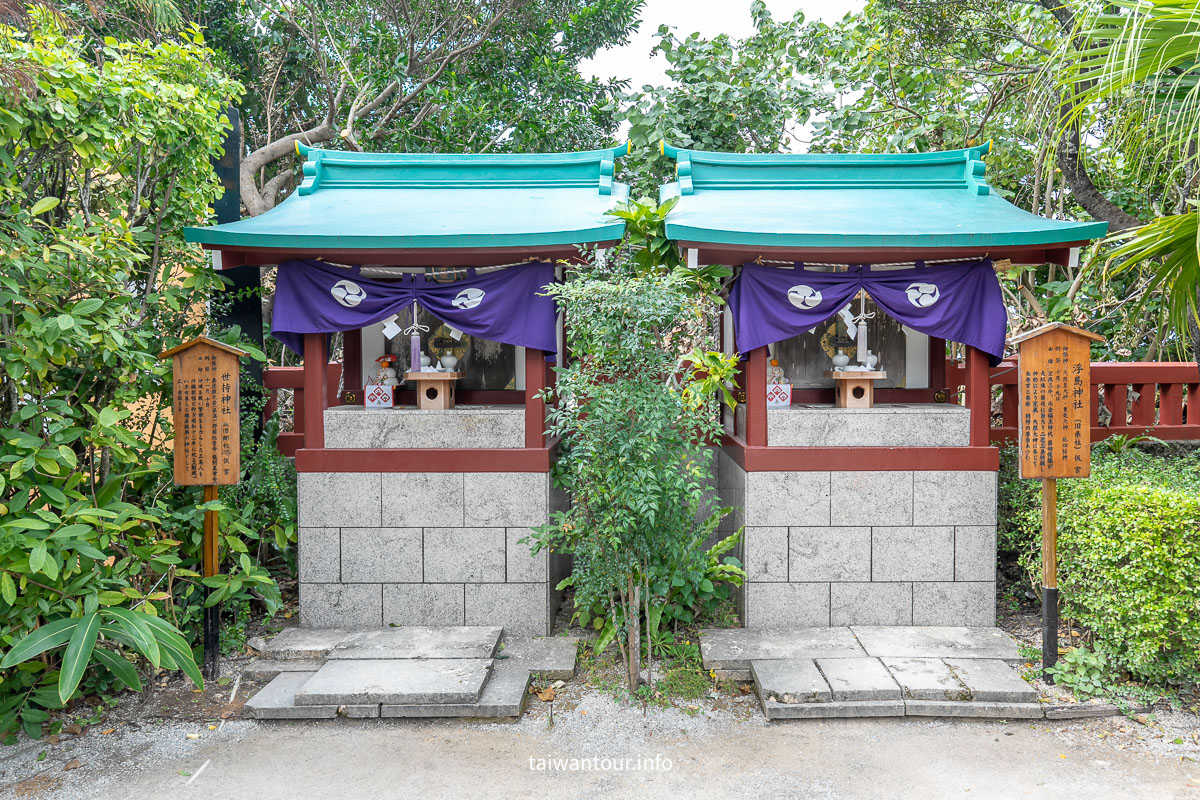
[263,362,342,457]
[946,360,1200,443]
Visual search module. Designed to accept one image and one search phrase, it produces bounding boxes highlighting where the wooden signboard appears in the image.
[1015,323,1102,479]
[160,337,246,486]
[1012,322,1104,681]
[159,336,246,681]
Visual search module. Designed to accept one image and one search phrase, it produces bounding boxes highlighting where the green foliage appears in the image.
[999,446,1200,685]
[528,199,739,690]
[1046,646,1116,701]
[0,11,290,738]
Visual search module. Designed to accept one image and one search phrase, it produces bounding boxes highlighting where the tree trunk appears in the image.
[625,577,641,692]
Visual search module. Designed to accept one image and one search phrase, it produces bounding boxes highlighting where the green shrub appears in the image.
[998,444,1200,685]
[1058,484,1200,685]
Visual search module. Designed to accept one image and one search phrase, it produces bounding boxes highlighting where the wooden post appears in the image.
[965,345,990,446]
[302,333,327,449]
[159,336,247,684]
[746,346,768,447]
[202,484,220,681]
[1041,477,1058,675]
[1013,323,1104,681]
[524,348,547,449]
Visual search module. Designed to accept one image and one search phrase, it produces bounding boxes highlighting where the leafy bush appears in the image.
[528,198,741,692]
[0,12,295,738]
[998,444,1200,685]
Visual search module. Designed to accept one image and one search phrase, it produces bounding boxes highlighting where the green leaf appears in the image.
[28,544,46,573]
[58,612,100,703]
[0,573,15,605]
[0,618,77,668]
[101,607,160,666]
[138,613,203,689]
[29,197,60,216]
[92,647,142,692]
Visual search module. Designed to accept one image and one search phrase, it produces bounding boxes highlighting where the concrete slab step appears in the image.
[240,658,323,681]
[881,657,972,701]
[851,626,1020,662]
[816,657,901,701]
[747,654,1043,721]
[329,626,502,660]
[258,628,348,660]
[945,658,1038,703]
[700,628,867,672]
[751,659,831,705]
[295,658,492,706]
[382,661,531,719]
[244,673,379,720]
[495,636,577,680]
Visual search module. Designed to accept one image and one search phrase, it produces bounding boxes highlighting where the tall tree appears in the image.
[190,0,642,214]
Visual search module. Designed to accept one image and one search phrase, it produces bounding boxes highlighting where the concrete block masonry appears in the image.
[296,471,563,634]
[718,456,998,629]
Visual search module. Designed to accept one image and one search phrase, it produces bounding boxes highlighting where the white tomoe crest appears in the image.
[330,279,367,307]
[786,284,823,310]
[453,287,486,309]
[905,282,941,308]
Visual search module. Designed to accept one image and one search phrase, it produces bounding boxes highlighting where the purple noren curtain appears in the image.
[728,260,1008,365]
[270,260,558,355]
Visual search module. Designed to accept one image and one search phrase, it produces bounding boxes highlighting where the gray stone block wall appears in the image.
[719,455,997,628]
[297,470,561,635]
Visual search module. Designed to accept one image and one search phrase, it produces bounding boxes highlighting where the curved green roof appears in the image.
[658,143,1108,252]
[185,143,630,251]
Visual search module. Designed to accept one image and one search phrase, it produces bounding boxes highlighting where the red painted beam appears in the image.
[294,447,554,473]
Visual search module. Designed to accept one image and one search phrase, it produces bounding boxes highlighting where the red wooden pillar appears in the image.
[302,333,327,449]
[525,348,547,449]
[1160,383,1184,425]
[1104,383,1128,427]
[342,328,363,401]
[965,345,990,447]
[746,346,768,447]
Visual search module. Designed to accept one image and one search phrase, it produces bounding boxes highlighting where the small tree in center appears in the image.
[532,200,739,692]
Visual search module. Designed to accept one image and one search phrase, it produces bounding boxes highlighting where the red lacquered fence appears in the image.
[263,362,342,457]
[947,360,1200,444]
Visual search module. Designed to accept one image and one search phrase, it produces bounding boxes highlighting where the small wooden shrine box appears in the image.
[824,370,888,408]
[405,372,462,410]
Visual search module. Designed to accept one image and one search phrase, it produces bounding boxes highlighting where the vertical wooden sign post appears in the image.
[1012,323,1104,681]
[159,337,247,681]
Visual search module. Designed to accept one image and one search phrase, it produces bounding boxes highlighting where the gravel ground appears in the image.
[2,683,1197,800]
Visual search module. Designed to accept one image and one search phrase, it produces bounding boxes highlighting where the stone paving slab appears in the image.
[904,700,1044,719]
[495,636,577,680]
[816,657,901,701]
[700,628,867,670]
[750,659,831,705]
[241,658,323,680]
[295,658,492,706]
[260,628,349,660]
[1044,702,1149,720]
[852,627,1019,661]
[244,673,379,720]
[381,661,531,719]
[880,657,971,701]
[945,658,1037,703]
[762,699,905,720]
[329,626,502,660]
